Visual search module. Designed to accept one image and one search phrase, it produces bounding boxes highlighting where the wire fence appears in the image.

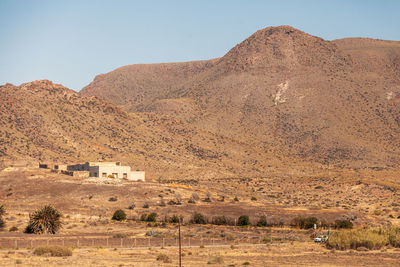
[0,236,264,249]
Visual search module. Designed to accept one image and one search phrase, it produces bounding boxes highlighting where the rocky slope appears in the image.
[82,26,400,168]
[0,80,291,180]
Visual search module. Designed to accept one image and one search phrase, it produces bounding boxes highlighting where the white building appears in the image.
[67,161,145,181]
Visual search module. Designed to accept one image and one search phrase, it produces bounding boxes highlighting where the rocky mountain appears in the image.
[82,26,400,168]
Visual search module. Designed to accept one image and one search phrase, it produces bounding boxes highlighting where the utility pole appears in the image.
[178,219,182,267]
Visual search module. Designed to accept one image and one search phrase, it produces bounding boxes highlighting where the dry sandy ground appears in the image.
[1,242,400,267]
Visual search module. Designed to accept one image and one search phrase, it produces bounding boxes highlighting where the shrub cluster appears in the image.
[140,213,158,222]
[291,216,318,229]
[33,245,72,257]
[112,209,126,221]
[327,228,388,250]
[0,205,5,231]
[335,219,353,229]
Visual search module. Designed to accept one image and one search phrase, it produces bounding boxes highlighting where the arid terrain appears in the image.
[0,25,400,266]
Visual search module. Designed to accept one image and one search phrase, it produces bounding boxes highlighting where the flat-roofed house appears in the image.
[67,162,145,181]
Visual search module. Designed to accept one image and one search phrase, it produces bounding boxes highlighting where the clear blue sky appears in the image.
[1,0,399,91]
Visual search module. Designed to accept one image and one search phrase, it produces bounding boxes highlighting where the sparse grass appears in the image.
[156,253,171,263]
[207,255,224,264]
[33,245,72,257]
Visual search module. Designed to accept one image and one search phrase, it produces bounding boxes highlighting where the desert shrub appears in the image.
[291,216,318,229]
[112,209,126,221]
[327,228,388,250]
[147,213,157,222]
[156,253,171,263]
[315,185,323,189]
[256,215,267,227]
[0,204,5,231]
[212,215,227,225]
[128,203,135,210]
[168,214,182,223]
[143,202,149,208]
[204,192,212,202]
[140,214,148,221]
[33,245,72,257]
[191,212,206,224]
[9,226,18,232]
[388,227,400,247]
[108,197,118,202]
[251,196,257,201]
[263,234,272,243]
[25,205,62,234]
[159,199,166,207]
[207,255,224,264]
[335,219,353,229]
[234,196,239,202]
[238,215,250,226]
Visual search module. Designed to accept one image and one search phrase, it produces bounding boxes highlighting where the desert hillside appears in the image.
[82,26,400,168]
[0,80,294,180]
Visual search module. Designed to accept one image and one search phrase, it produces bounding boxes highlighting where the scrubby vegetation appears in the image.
[335,219,353,229]
[291,216,318,229]
[327,227,400,250]
[212,215,227,225]
[0,204,5,231]
[156,253,171,263]
[140,213,158,222]
[33,245,72,257]
[191,212,207,224]
[237,215,250,226]
[112,209,126,221]
[25,205,62,234]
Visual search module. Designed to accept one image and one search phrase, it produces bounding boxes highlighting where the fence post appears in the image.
[31,240,33,248]
[189,237,190,247]
[63,239,65,246]
[106,238,109,247]
[15,240,17,249]
[47,239,49,246]
[134,238,136,247]
[77,239,79,247]
[120,238,123,248]
[162,238,165,248]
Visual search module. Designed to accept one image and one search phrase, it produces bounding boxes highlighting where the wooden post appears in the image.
[77,239,79,247]
[47,239,49,246]
[121,238,123,247]
[189,237,190,247]
[178,221,182,267]
[92,239,94,246]
[15,240,17,248]
[162,238,165,248]
[134,238,136,247]
[106,238,109,247]
[31,240,33,247]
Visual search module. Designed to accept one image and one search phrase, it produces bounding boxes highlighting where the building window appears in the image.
[123,173,127,179]
[102,173,107,178]
[94,172,98,177]
[113,173,118,179]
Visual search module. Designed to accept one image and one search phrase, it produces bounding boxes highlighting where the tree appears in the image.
[238,215,250,226]
[25,205,62,234]
[112,209,127,221]
[256,215,267,227]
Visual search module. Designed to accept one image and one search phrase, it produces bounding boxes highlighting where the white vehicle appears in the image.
[314,235,328,243]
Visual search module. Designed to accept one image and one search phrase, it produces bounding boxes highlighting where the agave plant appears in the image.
[25,205,62,234]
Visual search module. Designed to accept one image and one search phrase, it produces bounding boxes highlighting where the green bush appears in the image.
[191,212,206,224]
[238,215,250,226]
[147,213,157,222]
[335,219,353,229]
[256,215,267,227]
[9,226,18,232]
[168,214,182,223]
[112,209,126,221]
[33,245,72,257]
[25,205,62,234]
[212,215,227,225]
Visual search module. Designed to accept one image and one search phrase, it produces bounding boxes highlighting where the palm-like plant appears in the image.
[25,205,62,234]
